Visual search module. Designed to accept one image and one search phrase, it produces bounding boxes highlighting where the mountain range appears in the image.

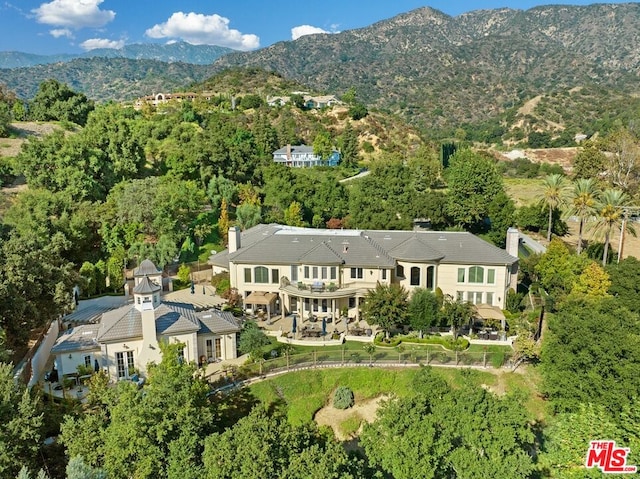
[0,42,233,69]
[1,4,639,137]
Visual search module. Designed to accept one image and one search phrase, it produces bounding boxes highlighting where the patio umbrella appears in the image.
[292,315,297,333]
[322,316,327,336]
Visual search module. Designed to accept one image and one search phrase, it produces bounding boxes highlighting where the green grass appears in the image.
[339,415,362,437]
[504,177,544,207]
[247,367,528,425]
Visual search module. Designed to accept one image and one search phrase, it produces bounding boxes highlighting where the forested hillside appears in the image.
[0,56,638,477]
[1,4,639,143]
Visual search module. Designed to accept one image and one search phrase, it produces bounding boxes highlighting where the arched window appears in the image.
[426,266,435,290]
[254,266,269,283]
[396,265,405,278]
[468,266,484,283]
[410,267,420,286]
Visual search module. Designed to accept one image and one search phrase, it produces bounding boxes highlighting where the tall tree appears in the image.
[601,127,640,193]
[61,342,215,479]
[590,188,634,265]
[446,149,504,231]
[312,131,333,161]
[542,173,568,242]
[203,408,364,478]
[283,201,305,227]
[408,288,439,336]
[607,256,640,313]
[572,144,606,180]
[0,363,43,478]
[338,121,359,168]
[29,79,94,126]
[566,178,599,254]
[362,282,409,338]
[235,203,262,231]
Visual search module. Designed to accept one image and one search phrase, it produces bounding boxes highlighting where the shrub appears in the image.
[333,386,355,409]
[177,263,191,284]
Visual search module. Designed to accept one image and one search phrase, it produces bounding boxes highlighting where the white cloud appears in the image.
[291,25,330,40]
[145,12,259,51]
[50,28,73,38]
[32,0,115,29]
[80,38,125,51]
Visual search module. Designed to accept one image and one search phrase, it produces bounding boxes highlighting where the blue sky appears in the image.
[0,0,636,55]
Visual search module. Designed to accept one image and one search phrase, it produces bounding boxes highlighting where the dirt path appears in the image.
[314,395,389,441]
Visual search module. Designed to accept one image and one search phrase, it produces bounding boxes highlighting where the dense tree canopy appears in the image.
[0,363,43,478]
[361,367,535,479]
[540,297,640,414]
[29,79,94,126]
[61,342,216,479]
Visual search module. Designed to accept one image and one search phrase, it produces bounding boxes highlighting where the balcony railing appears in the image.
[279,277,357,295]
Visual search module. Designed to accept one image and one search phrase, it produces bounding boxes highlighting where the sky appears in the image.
[0,0,636,55]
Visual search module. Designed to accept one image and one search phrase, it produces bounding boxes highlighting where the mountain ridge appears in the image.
[0,41,234,69]
[1,4,639,138]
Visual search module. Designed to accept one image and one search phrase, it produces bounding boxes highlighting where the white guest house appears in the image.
[51,260,241,382]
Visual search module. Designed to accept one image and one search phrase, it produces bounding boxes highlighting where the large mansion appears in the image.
[209,225,520,322]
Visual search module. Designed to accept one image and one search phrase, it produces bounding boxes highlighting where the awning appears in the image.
[473,304,505,321]
[244,291,277,306]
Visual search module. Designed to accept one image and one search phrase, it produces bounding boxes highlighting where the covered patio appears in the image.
[472,304,507,340]
[244,291,278,322]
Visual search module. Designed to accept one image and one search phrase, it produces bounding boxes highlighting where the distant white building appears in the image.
[273,144,341,167]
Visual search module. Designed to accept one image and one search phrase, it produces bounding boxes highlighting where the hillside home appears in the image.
[51,260,241,382]
[273,144,341,167]
[209,225,520,322]
[266,95,342,109]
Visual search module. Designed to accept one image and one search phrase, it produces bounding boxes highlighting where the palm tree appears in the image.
[590,189,635,265]
[566,178,599,254]
[542,174,568,242]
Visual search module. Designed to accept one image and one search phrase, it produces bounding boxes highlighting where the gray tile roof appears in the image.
[97,305,142,342]
[133,275,161,294]
[134,259,161,277]
[156,302,200,335]
[197,309,241,334]
[365,230,518,265]
[273,145,315,155]
[96,301,235,343]
[228,229,395,268]
[216,224,517,269]
[386,235,445,262]
[51,324,101,354]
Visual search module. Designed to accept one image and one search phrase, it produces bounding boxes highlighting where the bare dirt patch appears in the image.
[0,122,62,158]
[314,395,389,441]
[494,147,578,173]
[564,218,640,260]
